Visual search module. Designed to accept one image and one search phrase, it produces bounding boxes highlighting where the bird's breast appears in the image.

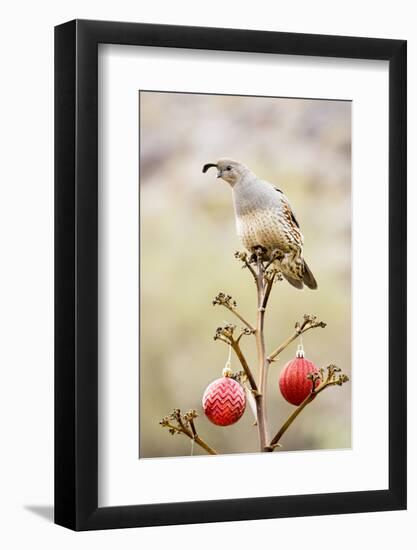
[236,208,296,253]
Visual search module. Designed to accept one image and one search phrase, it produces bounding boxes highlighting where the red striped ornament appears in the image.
[202,368,246,426]
[279,347,319,406]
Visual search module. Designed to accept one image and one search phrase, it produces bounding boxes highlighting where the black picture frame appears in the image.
[55,19,407,531]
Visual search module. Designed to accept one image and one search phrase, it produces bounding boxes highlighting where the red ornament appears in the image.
[202,369,246,426]
[279,346,319,406]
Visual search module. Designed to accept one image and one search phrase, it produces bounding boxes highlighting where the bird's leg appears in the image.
[249,246,267,265]
[248,252,257,264]
[264,248,284,271]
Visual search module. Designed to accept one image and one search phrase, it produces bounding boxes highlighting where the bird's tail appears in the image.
[278,257,318,290]
[282,272,304,289]
[302,260,318,290]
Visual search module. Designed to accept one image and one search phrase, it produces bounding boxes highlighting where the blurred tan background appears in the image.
[139,91,351,458]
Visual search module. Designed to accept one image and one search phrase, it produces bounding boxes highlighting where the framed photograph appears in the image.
[55,19,406,530]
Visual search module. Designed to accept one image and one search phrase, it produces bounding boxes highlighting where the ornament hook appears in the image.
[222,344,233,377]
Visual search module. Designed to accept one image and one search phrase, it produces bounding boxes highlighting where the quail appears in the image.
[203,158,317,290]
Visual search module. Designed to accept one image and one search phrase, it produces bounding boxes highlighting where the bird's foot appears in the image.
[270,248,284,262]
[250,246,268,263]
[248,252,257,264]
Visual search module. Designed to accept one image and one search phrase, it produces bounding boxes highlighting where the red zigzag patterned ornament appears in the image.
[279,344,320,406]
[202,361,246,426]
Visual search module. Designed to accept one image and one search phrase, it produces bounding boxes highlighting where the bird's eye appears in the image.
[226,165,232,171]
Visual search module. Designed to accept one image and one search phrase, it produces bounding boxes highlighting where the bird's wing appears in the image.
[273,186,300,229]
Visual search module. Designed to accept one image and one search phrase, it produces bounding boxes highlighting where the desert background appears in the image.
[139,91,351,458]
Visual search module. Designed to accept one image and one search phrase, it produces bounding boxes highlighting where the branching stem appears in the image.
[224,305,255,332]
[230,340,259,394]
[267,317,326,363]
[261,273,276,311]
[160,410,218,455]
[269,366,349,449]
[254,251,270,451]
[161,251,348,457]
[269,394,316,448]
[243,258,258,281]
[192,435,218,455]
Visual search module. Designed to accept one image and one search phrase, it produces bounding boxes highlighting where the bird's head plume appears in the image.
[202,158,249,186]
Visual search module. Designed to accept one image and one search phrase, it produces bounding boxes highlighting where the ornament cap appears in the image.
[222,361,233,377]
[296,344,305,358]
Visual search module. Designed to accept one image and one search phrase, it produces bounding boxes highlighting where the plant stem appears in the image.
[255,253,270,451]
[225,305,255,332]
[269,393,316,448]
[165,421,218,455]
[243,257,258,281]
[269,380,332,449]
[189,418,218,455]
[267,331,301,363]
[261,273,275,311]
[193,435,218,455]
[267,322,324,363]
[231,340,258,394]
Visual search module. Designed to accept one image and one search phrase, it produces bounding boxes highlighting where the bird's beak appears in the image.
[216,170,223,178]
[202,163,217,174]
